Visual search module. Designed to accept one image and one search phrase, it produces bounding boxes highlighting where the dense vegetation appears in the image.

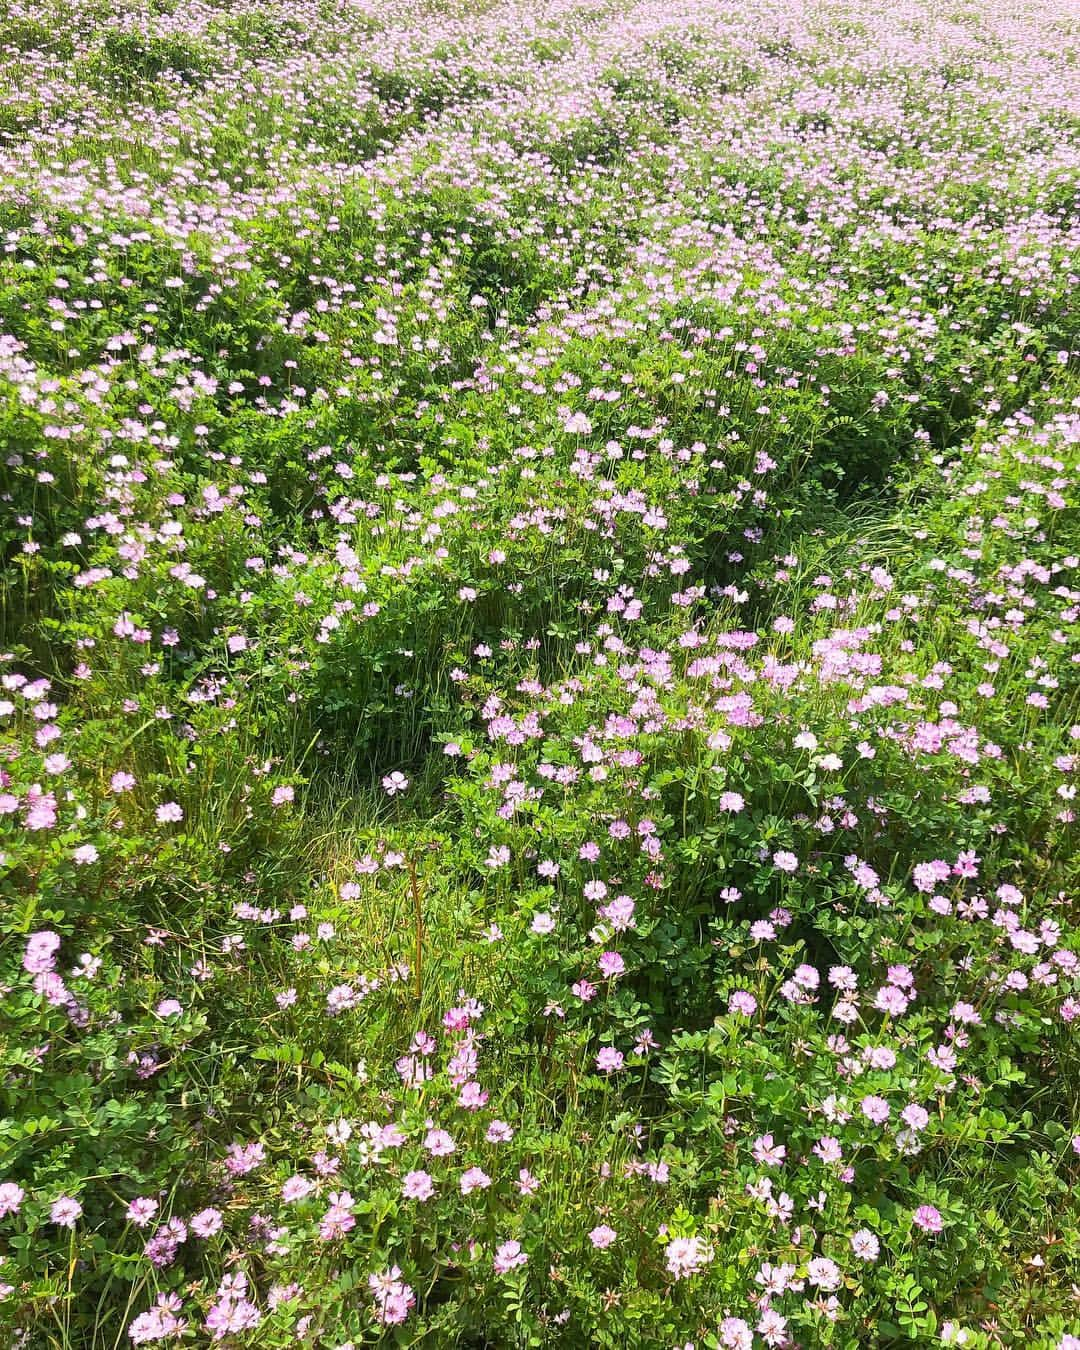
[1,0,1079,1344]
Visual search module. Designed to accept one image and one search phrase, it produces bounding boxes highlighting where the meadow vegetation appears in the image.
[0,0,1079,1344]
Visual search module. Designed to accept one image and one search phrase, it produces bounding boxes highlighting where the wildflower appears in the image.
[901,1104,930,1131]
[458,1081,489,1110]
[598,951,625,978]
[752,1134,786,1167]
[369,1267,415,1326]
[874,985,909,1016]
[282,1176,314,1203]
[0,1183,25,1218]
[318,1192,356,1241]
[665,1236,711,1280]
[493,1240,528,1274]
[144,1219,187,1267]
[460,1167,491,1195]
[204,1286,260,1340]
[50,1196,82,1227]
[757,1308,789,1347]
[912,1205,944,1233]
[860,1095,891,1124]
[402,1171,435,1201]
[23,930,60,974]
[128,1293,187,1344]
[595,1047,624,1073]
[719,1318,753,1349]
[589,1225,617,1249]
[155,802,183,824]
[726,988,757,1018]
[326,984,360,1014]
[126,1197,159,1228]
[381,772,409,795]
[224,1142,265,1176]
[425,1129,456,1157]
[850,1229,880,1261]
[807,1257,842,1291]
[189,1208,223,1238]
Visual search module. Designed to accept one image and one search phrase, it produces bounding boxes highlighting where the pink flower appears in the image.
[860,1095,891,1125]
[901,1104,930,1131]
[912,860,950,893]
[126,1197,159,1228]
[457,1080,489,1110]
[190,1208,223,1238]
[204,1290,260,1340]
[588,1224,617,1249]
[143,1219,187,1268]
[224,1142,265,1176]
[752,1134,786,1166]
[23,930,60,975]
[807,1257,841,1291]
[720,1317,753,1349]
[595,1047,624,1073]
[459,1167,491,1195]
[874,985,909,1016]
[402,1171,435,1201]
[493,1240,528,1274]
[665,1235,710,1280]
[600,895,635,930]
[598,951,625,979]
[50,1195,82,1227]
[128,1293,187,1344]
[369,1267,415,1326]
[155,802,183,824]
[912,1204,944,1233]
[424,1129,456,1157]
[318,1191,356,1241]
[0,1182,25,1218]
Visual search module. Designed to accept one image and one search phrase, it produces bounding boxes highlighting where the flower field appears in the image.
[1,0,1079,1343]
